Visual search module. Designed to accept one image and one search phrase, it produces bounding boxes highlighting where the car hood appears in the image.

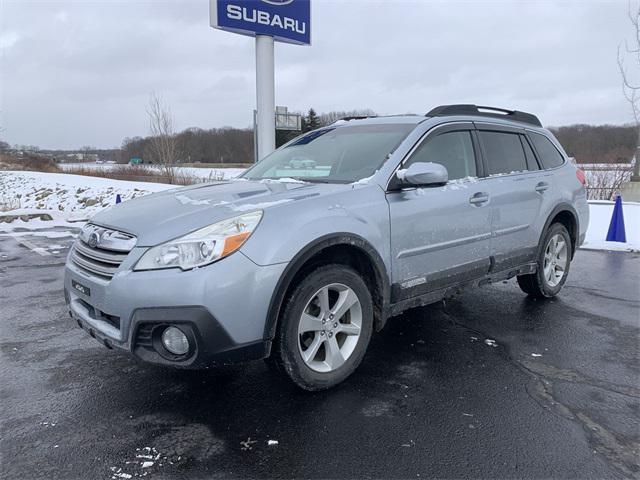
[90,180,354,246]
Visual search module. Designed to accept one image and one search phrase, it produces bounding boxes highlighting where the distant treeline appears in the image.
[549,124,637,164]
[121,127,254,164]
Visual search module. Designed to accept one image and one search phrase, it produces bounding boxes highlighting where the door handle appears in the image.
[535,182,549,193]
[469,192,489,205]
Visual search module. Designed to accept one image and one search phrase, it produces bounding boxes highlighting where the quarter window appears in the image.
[479,131,528,175]
[529,132,565,169]
[406,131,477,181]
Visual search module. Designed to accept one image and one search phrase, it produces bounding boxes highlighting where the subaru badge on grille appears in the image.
[88,232,100,248]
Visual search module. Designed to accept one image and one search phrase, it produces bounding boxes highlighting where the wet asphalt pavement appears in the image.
[1,231,639,480]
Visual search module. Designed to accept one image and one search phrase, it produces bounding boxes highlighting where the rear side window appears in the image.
[529,132,565,169]
[479,131,528,175]
[520,135,540,171]
[406,131,477,180]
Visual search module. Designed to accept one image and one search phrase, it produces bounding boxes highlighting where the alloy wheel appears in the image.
[297,283,362,373]
[543,233,568,287]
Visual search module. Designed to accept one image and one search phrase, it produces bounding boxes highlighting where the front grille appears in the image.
[71,241,128,279]
[71,225,135,280]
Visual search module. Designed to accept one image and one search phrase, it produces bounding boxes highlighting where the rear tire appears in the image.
[517,223,572,298]
[268,264,373,391]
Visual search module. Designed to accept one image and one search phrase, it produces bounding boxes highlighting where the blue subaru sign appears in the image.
[210,0,311,45]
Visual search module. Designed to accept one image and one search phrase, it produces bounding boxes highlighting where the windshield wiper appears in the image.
[251,176,335,184]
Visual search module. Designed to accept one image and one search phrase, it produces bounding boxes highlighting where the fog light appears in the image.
[161,326,189,355]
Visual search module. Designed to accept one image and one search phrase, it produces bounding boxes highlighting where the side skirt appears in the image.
[388,262,537,317]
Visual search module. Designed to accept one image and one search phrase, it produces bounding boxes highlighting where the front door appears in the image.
[386,123,492,302]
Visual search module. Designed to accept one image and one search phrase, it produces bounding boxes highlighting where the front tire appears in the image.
[517,223,572,298]
[269,264,373,391]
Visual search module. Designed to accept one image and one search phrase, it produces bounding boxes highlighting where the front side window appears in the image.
[529,132,565,169]
[405,130,477,180]
[479,131,528,175]
[242,124,415,183]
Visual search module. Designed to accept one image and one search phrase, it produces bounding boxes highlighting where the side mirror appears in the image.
[396,162,448,188]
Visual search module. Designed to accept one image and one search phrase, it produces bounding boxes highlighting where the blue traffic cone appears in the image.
[116,194,122,204]
[606,195,626,243]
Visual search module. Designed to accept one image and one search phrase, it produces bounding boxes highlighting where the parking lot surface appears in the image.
[1,231,638,479]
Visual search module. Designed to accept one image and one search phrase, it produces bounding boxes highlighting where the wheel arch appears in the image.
[263,233,391,344]
[541,204,579,260]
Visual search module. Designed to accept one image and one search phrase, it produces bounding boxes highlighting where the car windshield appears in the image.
[241,123,415,183]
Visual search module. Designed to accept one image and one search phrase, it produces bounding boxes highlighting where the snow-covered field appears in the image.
[57,162,246,182]
[0,171,173,230]
[1,170,638,252]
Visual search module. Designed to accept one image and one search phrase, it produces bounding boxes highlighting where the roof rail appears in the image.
[426,104,542,127]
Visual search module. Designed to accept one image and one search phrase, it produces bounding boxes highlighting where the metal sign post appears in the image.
[210,0,310,161]
[255,35,275,161]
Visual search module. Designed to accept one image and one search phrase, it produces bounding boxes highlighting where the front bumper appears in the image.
[64,247,287,367]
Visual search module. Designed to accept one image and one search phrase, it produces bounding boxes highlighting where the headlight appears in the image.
[133,211,262,271]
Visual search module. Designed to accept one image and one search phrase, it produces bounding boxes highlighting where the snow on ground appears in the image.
[0,171,172,231]
[0,209,82,234]
[1,170,171,208]
[1,170,638,252]
[57,163,246,181]
[582,200,640,252]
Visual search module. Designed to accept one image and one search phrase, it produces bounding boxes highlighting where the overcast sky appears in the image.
[0,0,634,149]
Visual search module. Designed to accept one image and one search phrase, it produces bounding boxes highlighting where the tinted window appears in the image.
[529,132,565,169]
[520,135,540,171]
[406,131,476,180]
[479,131,528,175]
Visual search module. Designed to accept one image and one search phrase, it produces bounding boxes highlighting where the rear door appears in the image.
[386,122,492,302]
[475,123,554,270]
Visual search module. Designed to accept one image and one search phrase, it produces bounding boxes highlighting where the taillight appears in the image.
[576,169,586,186]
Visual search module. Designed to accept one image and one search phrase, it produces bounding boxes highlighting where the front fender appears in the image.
[240,184,391,271]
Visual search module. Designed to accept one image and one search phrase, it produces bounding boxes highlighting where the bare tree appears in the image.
[617,1,640,178]
[147,92,178,183]
[583,164,633,200]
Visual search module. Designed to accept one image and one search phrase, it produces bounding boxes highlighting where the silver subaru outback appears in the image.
[64,104,589,390]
